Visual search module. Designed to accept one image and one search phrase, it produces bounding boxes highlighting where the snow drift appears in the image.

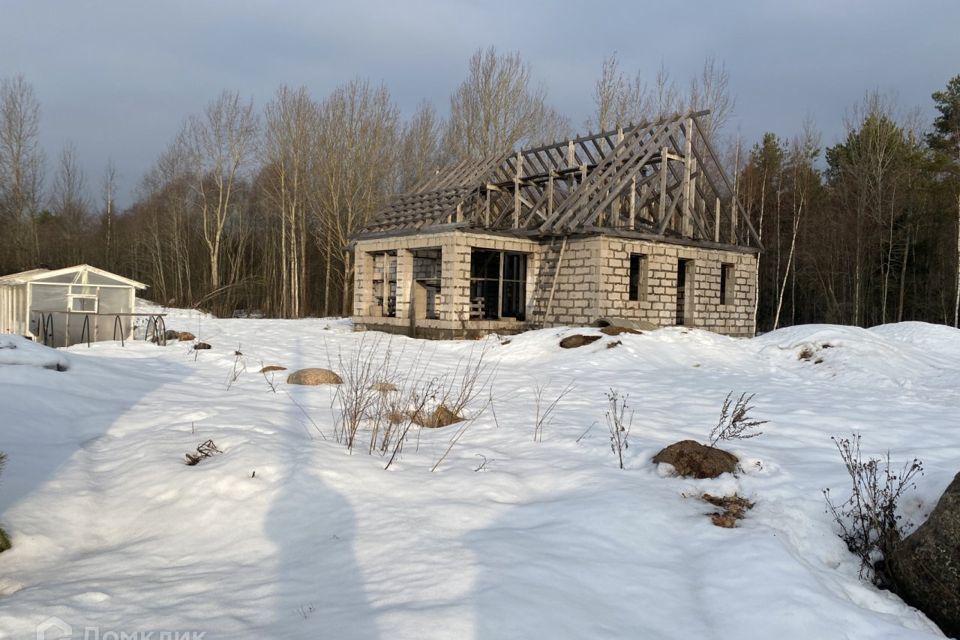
[0,311,957,639]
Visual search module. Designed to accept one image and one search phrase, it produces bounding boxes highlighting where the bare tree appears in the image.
[773,122,820,329]
[49,141,91,265]
[0,75,45,270]
[263,85,318,318]
[591,52,652,131]
[444,46,569,161]
[399,100,443,191]
[313,79,401,314]
[686,57,735,146]
[100,159,117,269]
[183,91,258,292]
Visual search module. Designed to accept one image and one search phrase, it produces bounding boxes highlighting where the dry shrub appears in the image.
[532,379,576,442]
[605,389,632,469]
[823,434,923,581]
[185,439,222,466]
[709,392,767,447]
[332,336,493,470]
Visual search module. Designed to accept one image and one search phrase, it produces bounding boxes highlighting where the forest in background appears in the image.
[1,47,958,332]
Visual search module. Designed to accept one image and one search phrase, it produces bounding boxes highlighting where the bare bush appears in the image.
[709,392,768,447]
[605,389,632,470]
[532,379,576,443]
[185,439,222,466]
[331,337,493,471]
[260,361,280,394]
[823,434,923,580]
[225,345,247,390]
[333,333,394,450]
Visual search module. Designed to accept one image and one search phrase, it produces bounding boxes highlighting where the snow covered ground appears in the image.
[0,304,957,639]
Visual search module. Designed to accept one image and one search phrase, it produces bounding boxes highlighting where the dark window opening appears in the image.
[720,263,734,306]
[676,258,692,326]
[628,254,647,301]
[470,249,527,320]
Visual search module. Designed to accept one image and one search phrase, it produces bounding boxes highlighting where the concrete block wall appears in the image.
[591,237,757,336]
[531,237,602,326]
[353,231,541,328]
[353,231,757,338]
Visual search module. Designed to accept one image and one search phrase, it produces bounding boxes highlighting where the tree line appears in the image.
[1,48,958,331]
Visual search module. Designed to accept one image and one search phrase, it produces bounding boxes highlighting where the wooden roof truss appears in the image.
[359,111,760,248]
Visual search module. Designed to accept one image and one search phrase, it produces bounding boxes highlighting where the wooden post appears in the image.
[547,175,555,217]
[682,117,693,235]
[611,128,625,225]
[567,140,575,168]
[485,188,491,227]
[687,157,697,237]
[514,152,523,228]
[714,197,721,243]
[658,146,669,228]
[628,176,637,229]
[731,196,738,243]
[380,253,390,316]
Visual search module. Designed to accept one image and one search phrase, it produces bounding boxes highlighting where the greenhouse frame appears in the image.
[0,264,148,347]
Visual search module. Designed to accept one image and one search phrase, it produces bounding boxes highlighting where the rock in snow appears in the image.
[887,471,960,638]
[559,334,602,348]
[286,367,343,385]
[652,439,739,478]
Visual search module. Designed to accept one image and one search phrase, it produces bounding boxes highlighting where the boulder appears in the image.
[193,342,212,350]
[178,331,196,341]
[413,404,463,428]
[886,472,960,638]
[559,334,602,349]
[653,440,739,479]
[260,365,287,374]
[287,368,343,385]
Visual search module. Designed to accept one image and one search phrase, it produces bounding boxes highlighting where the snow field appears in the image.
[0,306,956,638]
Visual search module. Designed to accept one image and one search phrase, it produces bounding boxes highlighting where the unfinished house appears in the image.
[351,110,760,339]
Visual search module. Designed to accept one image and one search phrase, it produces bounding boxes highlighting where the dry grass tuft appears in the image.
[703,493,754,528]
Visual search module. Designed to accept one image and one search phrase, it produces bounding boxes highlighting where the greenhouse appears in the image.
[0,264,148,347]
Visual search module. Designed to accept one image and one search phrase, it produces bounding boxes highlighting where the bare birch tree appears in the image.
[444,46,568,161]
[183,91,258,292]
[591,53,651,131]
[313,79,401,314]
[773,123,820,329]
[399,100,443,191]
[100,159,117,269]
[49,142,91,265]
[263,85,317,318]
[0,75,45,270]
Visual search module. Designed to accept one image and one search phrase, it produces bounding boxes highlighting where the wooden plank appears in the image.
[542,120,663,232]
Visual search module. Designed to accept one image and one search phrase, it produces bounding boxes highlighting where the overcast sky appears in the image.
[2,0,958,208]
